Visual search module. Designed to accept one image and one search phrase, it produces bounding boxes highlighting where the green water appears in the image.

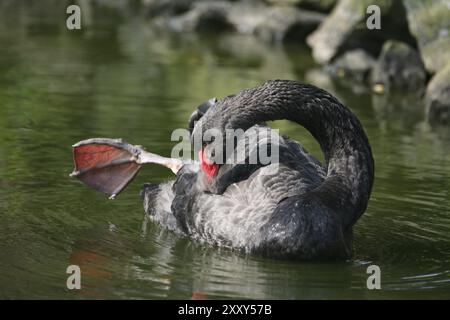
[0,2,449,299]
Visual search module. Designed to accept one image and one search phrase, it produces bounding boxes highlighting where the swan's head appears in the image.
[189,97,224,181]
[190,94,242,184]
[190,84,280,185]
[190,88,278,190]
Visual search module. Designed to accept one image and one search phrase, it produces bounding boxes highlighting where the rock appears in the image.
[158,1,324,42]
[370,40,426,94]
[403,0,450,74]
[426,64,450,125]
[265,0,337,12]
[326,49,376,82]
[225,4,267,35]
[306,0,416,64]
[143,0,193,18]
[161,1,234,33]
[252,6,324,42]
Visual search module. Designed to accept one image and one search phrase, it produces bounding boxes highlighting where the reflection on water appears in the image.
[0,1,449,299]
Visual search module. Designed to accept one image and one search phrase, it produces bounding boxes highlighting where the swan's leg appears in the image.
[137,150,183,174]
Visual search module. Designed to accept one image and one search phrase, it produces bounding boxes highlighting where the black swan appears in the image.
[70,80,374,260]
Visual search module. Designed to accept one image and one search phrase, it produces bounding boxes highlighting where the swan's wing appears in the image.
[183,164,311,250]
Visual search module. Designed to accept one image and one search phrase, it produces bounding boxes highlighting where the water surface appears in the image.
[0,3,449,299]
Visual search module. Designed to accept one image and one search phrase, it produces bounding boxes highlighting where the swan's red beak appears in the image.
[199,149,219,178]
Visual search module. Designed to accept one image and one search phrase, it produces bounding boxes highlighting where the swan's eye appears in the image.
[208,148,215,160]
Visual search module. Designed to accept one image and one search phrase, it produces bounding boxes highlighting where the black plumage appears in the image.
[142,80,374,260]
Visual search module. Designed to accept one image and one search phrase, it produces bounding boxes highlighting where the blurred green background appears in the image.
[0,0,449,299]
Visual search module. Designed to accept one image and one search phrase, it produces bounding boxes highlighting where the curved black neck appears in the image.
[204,80,374,230]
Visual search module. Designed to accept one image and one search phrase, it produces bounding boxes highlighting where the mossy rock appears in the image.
[160,2,235,33]
[159,1,324,42]
[306,0,416,64]
[403,0,450,73]
[426,63,450,125]
[253,6,325,43]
